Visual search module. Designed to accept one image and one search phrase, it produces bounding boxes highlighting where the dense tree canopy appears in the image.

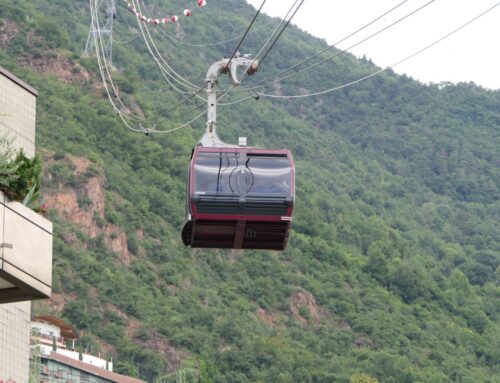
[1,0,499,381]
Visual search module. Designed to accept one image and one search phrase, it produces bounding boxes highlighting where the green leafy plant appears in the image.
[7,150,42,200]
[0,134,19,189]
[1,135,44,211]
[22,177,46,214]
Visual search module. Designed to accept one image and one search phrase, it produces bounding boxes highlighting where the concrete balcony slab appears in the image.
[0,191,52,303]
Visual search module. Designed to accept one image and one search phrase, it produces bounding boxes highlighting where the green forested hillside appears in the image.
[1,0,499,381]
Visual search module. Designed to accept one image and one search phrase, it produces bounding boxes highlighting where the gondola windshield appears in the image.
[194,152,292,196]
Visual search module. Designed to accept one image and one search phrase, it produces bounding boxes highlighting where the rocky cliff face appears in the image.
[44,154,132,264]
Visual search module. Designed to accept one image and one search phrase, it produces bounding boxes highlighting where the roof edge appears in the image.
[0,66,38,97]
[48,352,146,383]
[32,315,78,339]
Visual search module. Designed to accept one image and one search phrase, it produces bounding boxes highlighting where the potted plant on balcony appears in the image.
[0,135,18,189]
[0,135,45,214]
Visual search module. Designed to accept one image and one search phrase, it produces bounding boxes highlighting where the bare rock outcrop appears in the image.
[26,54,91,84]
[0,20,19,49]
[44,155,133,264]
[104,224,131,266]
[257,307,279,326]
[288,289,321,325]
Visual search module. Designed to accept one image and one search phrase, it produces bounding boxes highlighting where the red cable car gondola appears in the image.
[181,56,295,250]
[182,146,295,250]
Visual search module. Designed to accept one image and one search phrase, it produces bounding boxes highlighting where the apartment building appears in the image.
[0,67,53,382]
[31,316,145,383]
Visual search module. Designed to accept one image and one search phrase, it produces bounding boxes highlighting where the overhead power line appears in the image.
[256,0,306,69]
[112,35,141,44]
[148,110,206,134]
[221,0,307,101]
[132,0,200,93]
[92,0,146,122]
[90,0,206,134]
[133,0,203,91]
[239,0,435,92]
[257,2,500,99]
[90,0,142,131]
[227,0,267,68]
[241,0,303,83]
[242,0,410,89]
[150,18,279,48]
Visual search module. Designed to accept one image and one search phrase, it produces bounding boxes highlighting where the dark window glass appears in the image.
[195,152,239,194]
[247,156,291,195]
[194,152,291,196]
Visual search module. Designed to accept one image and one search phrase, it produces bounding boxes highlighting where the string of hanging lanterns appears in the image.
[123,0,207,25]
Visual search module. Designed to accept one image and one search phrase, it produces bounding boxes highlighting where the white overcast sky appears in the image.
[246,0,500,89]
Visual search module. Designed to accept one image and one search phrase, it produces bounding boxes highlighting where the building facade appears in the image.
[40,354,144,383]
[0,301,31,382]
[31,315,113,371]
[31,316,144,383]
[0,67,37,157]
[0,67,51,382]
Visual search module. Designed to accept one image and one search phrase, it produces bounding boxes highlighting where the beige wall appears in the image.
[0,301,31,382]
[0,69,37,157]
[0,67,38,383]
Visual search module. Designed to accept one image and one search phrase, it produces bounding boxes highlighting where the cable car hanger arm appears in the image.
[202,56,259,147]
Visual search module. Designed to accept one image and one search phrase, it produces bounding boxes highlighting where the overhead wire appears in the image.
[150,17,279,48]
[140,0,409,104]
[124,0,302,121]
[108,1,213,122]
[227,0,267,68]
[238,0,436,92]
[239,0,410,89]
[244,0,303,79]
[131,0,276,115]
[134,0,201,90]
[219,0,307,103]
[132,0,214,123]
[128,0,212,124]
[156,0,279,122]
[111,0,439,129]
[148,109,206,134]
[94,0,202,123]
[92,0,500,135]
[93,0,147,123]
[90,0,142,131]
[90,0,206,134]
[130,0,200,94]
[112,35,141,44]
[256,2,500,99]
[106,17,207,123]
[255,0,306,69]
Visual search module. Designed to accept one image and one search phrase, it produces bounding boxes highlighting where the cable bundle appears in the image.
[123,0,206,25]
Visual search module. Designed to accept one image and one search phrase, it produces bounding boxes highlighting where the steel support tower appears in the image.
[84,0,117,66]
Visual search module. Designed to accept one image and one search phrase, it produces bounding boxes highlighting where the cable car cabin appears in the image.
[182,146,295,250]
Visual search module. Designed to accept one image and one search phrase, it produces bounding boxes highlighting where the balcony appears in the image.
[0,190,52,303]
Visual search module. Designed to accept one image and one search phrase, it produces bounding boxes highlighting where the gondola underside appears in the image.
[182,219,291,250]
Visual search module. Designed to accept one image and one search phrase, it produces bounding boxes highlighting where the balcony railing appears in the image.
[0,191,52,303]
